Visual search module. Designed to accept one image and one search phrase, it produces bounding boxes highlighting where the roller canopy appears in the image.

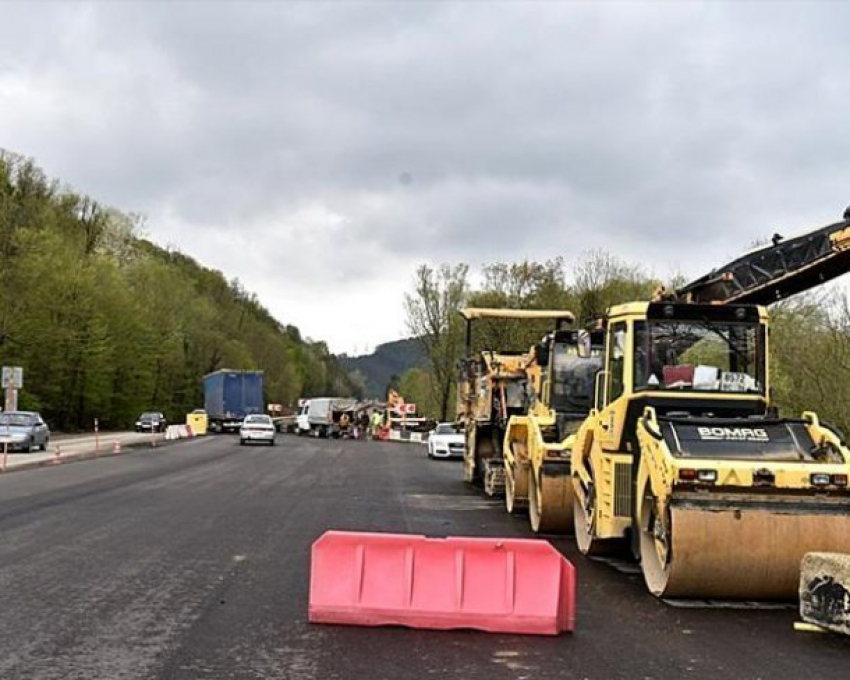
[460,308,575,322]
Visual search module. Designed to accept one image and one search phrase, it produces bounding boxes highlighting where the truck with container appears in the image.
[203,369,264,433]
[300,397,357,438]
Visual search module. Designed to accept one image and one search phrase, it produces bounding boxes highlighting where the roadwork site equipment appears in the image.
[572,208,850,600]
[799,552,850,636]
[457,309,579,503]
[672,213,850,305]
[503,326,604,533]
[457,308,606,534]
[309,530,576,635]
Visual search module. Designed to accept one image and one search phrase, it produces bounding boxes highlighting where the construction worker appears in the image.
[370,410,383,439]
[358,411,369,440]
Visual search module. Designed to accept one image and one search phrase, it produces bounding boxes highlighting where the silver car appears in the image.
[239,414,276,446]
[0,411,51,453]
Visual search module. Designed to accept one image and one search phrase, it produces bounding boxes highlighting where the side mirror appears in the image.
[576,331,591,359]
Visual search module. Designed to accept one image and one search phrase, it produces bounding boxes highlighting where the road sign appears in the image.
[1,366,22,389]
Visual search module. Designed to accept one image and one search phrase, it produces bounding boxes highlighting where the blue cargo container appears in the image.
[203,369,264,433]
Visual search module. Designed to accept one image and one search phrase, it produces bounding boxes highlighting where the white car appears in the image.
[427,422,464,459]
[239,414,276,446]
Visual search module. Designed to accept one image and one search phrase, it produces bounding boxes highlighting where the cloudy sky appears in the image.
[2,1,849,354]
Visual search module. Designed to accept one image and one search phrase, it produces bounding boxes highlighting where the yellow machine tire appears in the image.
[529,469,573,534]
[505,443,528,515]
[573,482,599,555]
[573,469,621,556]
[637,477,673,597]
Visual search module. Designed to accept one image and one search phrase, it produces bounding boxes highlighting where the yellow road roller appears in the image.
[571,300,850,599]
[503,326,604,533]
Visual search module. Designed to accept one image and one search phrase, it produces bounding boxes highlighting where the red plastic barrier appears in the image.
[309,530,576,635]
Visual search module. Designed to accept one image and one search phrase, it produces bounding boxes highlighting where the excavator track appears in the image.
[639,491,850,599]
[482,458,506,498]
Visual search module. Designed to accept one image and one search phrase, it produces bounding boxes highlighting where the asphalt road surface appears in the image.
[0,436,847,680]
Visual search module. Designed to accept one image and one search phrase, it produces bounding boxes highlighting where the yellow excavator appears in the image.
[571,208,850,599]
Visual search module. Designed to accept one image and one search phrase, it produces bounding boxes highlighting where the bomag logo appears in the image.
[697,427,769,442]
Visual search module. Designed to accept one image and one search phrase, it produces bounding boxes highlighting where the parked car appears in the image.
[0,411,50,453]
[240,414,276,446]
[427,422,464,459]
[135,412,168,433]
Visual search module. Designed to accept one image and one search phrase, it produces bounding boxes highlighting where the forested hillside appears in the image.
[339,338,426,398]
[0,151,360,430]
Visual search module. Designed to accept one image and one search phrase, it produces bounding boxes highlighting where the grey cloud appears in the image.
[2,1,850,351]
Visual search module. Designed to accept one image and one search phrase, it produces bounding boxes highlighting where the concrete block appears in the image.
[800,552,850,636]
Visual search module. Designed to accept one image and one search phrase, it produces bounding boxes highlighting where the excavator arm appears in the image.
[673,209,850,305]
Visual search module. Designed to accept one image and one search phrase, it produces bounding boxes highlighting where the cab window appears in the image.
[607,322,627,403]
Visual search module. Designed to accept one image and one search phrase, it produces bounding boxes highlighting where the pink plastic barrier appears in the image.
[309,530,576,635]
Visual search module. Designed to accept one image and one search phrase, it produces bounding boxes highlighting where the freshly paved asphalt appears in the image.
[3,431,161,471]
[0,435,846,680]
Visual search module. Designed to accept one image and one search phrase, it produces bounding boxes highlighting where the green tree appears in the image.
[404,264,469,421]
[399,368,438,419]
[571,249,657,325]
[0,149,359,430]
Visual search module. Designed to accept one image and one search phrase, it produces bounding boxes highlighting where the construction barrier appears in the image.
[165,425,195,441]
[385,429,427,444]
[309,530,576,635]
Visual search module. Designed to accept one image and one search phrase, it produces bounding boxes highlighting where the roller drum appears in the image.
[530,472,574,534]
[641,493,850,599]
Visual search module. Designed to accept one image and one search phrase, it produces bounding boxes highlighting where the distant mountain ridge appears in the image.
[339,338,427,398]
